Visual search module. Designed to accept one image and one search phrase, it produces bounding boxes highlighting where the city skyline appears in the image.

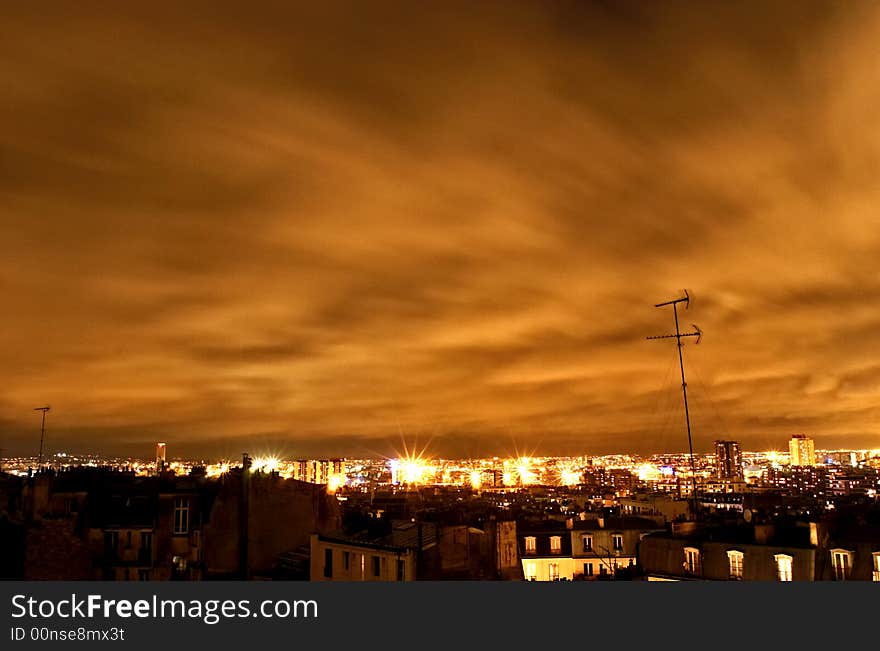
[5,2,880,458]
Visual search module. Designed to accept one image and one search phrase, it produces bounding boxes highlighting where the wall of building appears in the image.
[310,535,416,581]
[24,518,92,580]
[204,472,341,577]
[495,520,519,579]
[521,556,576,581]
[639,536,816,581]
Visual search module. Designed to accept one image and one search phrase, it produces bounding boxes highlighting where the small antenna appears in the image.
[34,406,51,468]
[647,292,702,516]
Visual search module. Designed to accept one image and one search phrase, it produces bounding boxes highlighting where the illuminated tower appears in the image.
[788,434,816,467]
[156,442,167,474]
[714,440,743,479]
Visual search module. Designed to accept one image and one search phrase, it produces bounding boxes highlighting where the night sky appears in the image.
[3,1,880,458]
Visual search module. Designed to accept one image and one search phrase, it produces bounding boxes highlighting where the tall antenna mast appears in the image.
[34,406,51,468]
[647,291,702,516]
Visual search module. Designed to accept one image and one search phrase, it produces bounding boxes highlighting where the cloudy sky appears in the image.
[2,1,880,459]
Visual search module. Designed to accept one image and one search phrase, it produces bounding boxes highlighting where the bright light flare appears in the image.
[470,471,482,489]
[517,459,536,485]
[392,454,435,485]
[560,468,581,486]
[637,464,660,482]
[206,462,230,478]
[327,474,345,493]
[252,455,281,473]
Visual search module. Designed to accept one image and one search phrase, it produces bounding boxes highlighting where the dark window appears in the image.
[138,569,150,581]
[612,534,623,551]
[324,548,333,578]
[126,531,132,547]
[104,531,119,558]
[173,497,189,534]
[584,563,593,576]
[372,555,381,577]
[583,536,592,552]
[397,559,406,581]
[343,551,350,570]
[139,532,153,564]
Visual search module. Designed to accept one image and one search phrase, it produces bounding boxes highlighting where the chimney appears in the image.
[754,523,775,544]
[808,523,818,547]
[239,453,251,580]
[598,517,605,529]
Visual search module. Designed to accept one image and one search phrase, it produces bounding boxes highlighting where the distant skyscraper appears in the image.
[292,458,347,486]
[714,440,743,479]
[788,434,816,467]
[156,442,166,474]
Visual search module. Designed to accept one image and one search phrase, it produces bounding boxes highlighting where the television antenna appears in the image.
[34,406,51,468]
[647,291,702,515]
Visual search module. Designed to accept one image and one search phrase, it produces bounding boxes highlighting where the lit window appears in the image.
[872,552,880,582]
[582,535,593,552]
[684,547,700,574]
[612,534,623,551]
[549,562,559,581]
[726,550,743,580]
[173,497,189,534]
[525,561,537,581]
[831,549,853,581]
[550,536,562,554]
[775,554,793,582]
[525,536,536,554]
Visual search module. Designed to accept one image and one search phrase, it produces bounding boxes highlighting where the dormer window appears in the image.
[612,534,623,551]
[684,547,700,575]
[525,536,536,554]
[831,549,853,581]
[726,550,744,580]
[774,554,793,582]
[582,535,593,552]
[550,536,562,554]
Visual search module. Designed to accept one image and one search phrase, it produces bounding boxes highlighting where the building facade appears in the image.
[789,435,816,467]
[310,534,417,581]
[714,440,743,479]
[570,516,664,579]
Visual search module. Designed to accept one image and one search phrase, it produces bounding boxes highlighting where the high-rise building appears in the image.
[789,434,816,467]
[714,440,743,479]
[156,442,166,474]
[292,459,347,487]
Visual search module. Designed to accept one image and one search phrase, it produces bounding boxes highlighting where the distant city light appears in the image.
[251,456,280,473]
[517,459,536,485]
